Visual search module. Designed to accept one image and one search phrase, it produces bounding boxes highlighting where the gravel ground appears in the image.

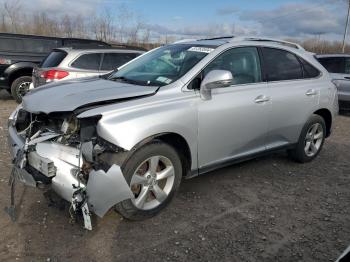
[0,90,349,262]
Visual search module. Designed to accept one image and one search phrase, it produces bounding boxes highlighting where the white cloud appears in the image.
[240,2,346,38]
[0,0,104,16]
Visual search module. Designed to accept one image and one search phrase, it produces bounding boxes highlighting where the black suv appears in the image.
[0,33,110,102]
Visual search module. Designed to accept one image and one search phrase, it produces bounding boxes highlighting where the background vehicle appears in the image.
[316,54,350,111]
[8,37,338,228]
[0,33,111,102]
[32,47,145,88]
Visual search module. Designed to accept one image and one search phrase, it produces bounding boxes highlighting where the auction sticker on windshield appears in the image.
[188,47,214,53]
[156,76,172,84]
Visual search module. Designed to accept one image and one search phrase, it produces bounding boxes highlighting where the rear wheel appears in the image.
[115,141,182,220]
[11,76,32,103]
[289,114,326,163]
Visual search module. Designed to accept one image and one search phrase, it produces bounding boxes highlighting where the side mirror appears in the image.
[200,70,233,100]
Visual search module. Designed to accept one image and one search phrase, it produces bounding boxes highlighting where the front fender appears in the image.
[95,97,198,170]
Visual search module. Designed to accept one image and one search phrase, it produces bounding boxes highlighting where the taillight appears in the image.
[41,70,69,80]
[0,58,12,65]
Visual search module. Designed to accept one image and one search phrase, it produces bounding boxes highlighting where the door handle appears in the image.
[344,77,350,80]
[305,89,317,96]
[254,95,270,104]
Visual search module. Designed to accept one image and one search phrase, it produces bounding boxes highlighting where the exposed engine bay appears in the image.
[7,108,134,230]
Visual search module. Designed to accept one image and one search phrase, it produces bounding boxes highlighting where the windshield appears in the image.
[108,44,215,86]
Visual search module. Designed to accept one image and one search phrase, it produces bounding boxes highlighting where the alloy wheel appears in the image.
[17,81,31,98]
[304,123,324,157]
[130,155,175,210]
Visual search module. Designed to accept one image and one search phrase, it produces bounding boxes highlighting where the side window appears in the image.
[344,58,350,74]
[101,53,139,71]
[317,57,345,74]
[71,53,102,70]
[203,47,262,85]
[299,58,321,78]
[261,47,303,81]
[0,38,23,51]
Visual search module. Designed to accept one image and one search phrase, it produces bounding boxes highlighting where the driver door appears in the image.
[197,47,270,170]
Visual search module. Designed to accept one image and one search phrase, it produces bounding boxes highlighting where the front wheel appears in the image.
[10,76,32,103]
[115,141,182,220]
[289,114,326,163]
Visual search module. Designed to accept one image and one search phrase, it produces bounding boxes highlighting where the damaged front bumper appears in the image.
[7,121,133,230]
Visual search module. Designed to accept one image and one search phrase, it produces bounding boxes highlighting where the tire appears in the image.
[10,76,32,103]
[289,114,326,163]
[115,140,183,221]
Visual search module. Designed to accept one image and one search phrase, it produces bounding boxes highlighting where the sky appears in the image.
[1,0,348,41]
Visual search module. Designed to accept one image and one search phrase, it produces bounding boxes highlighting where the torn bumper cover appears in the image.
[7,123,133,228]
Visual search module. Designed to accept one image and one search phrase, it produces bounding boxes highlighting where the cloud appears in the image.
[240,3,345,37]
[0,0,104,16]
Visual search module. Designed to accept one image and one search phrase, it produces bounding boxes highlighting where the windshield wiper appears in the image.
[109,76,154,86]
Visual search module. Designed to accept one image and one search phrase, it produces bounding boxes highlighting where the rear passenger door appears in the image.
[261,47,321,148]
[100,52,139,73]
[70,53,102,78]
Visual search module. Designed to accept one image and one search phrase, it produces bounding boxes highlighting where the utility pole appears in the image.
[342,0,350,53]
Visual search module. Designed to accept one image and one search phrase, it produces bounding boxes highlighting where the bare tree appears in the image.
[4,0,22,33]
[91,9,115,42]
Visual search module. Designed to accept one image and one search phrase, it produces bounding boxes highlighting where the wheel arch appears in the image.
[129,132,193,177]
[313,108,332,137]
[5,62,36,87]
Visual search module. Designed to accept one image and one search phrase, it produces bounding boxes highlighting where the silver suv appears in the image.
[32,47,144,88]
[7,37,338,229]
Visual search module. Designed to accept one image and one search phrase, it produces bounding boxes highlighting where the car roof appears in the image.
[316,54,350,58]
[173,36,305,50]
[54,47,145,54]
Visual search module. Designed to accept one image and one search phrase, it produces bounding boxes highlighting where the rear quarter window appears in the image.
[261,47,303,81]
[41,51,67,68]
[300,58,321,78]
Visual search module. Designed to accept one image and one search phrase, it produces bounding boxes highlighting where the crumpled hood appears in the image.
[22,78,158,114]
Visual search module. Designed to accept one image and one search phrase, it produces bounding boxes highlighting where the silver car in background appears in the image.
[316,54,350,111]
[32,47,144,88]
[7,37,338,230]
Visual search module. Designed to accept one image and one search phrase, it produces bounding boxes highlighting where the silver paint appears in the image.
[86,165,134,217]
[23,78,158,114]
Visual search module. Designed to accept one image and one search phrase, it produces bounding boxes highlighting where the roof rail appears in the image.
[173,39,197,44]
[199,36,235,41]
[231,36,304,50]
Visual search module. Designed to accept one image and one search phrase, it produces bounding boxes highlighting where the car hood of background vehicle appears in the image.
[22,78,159,114]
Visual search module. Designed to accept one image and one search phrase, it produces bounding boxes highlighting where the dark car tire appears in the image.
[288,114,326,163]
[11,76,32,103]
[115,140,182,221]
